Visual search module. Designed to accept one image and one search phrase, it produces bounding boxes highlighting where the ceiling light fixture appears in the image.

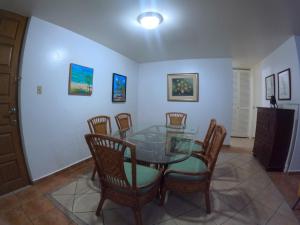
[137,12,163,29]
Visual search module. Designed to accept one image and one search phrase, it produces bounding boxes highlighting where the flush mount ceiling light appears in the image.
[137,12,163,29]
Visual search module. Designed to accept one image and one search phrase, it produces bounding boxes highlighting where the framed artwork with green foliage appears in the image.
[167,73,199,102]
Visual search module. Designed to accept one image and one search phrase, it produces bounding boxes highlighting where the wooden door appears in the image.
[231,69,251,137]
[0,10,29,195]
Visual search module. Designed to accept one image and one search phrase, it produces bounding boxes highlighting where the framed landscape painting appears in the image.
[69,63,93,96]
[112,73,127,102]
[167,73,199,102]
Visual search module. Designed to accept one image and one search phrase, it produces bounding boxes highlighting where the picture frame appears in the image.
[167,73,199,102]
[278,68,291,100]
[165,131,192,155]
[265,74,275,100]
[112,73,127,102]
[68,63,93,96]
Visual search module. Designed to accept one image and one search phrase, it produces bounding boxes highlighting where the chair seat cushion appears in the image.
[124,162,160,188]
[166,156,208,181]
[190,141,204,152]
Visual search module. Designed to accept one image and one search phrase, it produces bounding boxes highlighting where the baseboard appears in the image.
[287,171,300,175]
[33,156,92,183]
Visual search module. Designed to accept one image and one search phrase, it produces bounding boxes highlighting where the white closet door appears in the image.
[232,70,251,137]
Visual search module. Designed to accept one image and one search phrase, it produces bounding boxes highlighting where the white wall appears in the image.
[252,36,300,171]
[137,59,233,145]
[20,17,139,180]
[259,37,300,106]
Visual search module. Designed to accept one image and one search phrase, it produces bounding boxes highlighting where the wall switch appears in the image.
[37,85,42,95]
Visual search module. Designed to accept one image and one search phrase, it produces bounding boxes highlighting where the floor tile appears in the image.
[14,186,42,203]
[156,219,178,225]
[75,178,100,195]
[267,211,299,225]
[233,199,276,225]
[0,194,20,213]
[216,187,252,212]
[103,202,171,225]
[52,195,75,212]
[74,211,104,225]
[73,193,100,213]
[52,181,77,196]
[0,207,32,225]
[276,201,299,221]
[163,193,197,217]
[173,208,218,225]
[32,208,71,225]
[102,207,134,225]
[22,196,55,220]
[3,150,296,225]
[254,183,284,211]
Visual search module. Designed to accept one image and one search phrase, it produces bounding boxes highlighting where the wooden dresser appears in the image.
[253,107,294,171]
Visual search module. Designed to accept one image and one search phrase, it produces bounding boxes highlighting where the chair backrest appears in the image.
[202,119,217,150]
[166,112,187,127]
[115,113,132,131]
[87,115,112,135]
[205,125,226,173]
[85,134,137,190]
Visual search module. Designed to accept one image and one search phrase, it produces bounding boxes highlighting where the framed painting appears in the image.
[278,69,291,100]
[167,73,199,102]
[165,131,194,155]
[68,63,93,96]
[112,73,127,102]
[265,74,275,100]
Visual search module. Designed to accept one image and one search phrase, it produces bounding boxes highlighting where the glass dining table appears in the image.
[115,125,200,166]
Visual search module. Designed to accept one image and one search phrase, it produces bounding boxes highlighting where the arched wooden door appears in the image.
[0,10,30,194]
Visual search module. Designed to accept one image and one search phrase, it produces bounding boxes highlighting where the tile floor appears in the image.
[47,151,299,225]
[0,148,299,225]
[230,137,254,153]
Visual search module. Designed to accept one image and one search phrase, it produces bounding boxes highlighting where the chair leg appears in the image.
[132,208,143,225]
[96,196,105,216]
[159,188,167,206]
[292,198,300,210]
[91,166,97,181]
[205,191,211,214]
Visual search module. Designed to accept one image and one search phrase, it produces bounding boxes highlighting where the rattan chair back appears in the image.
[85,134,137,190]
[166,112,187,126]
[115,113,132,131]
[202,119,217,150]
[87,116,112,135]
[205,125,226,173]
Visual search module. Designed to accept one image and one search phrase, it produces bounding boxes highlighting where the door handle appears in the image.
[8,107,17,114]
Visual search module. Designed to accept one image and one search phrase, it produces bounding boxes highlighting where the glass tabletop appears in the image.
[115,125,199,165]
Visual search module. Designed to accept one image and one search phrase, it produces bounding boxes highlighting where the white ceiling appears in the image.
[1,0,300,68]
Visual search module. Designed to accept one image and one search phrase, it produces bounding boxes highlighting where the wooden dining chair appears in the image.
[160,125,226,213]
[85,134,162,225]
[193,119,217,154]
[166,112,187,127]
[115,113,132,131]
[87,115,112,180]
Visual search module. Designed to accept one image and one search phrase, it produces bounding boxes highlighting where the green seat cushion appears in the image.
[192,142,204,152]
[166,156,208,181]
[124,162,160,188]
[124,147,131,159]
